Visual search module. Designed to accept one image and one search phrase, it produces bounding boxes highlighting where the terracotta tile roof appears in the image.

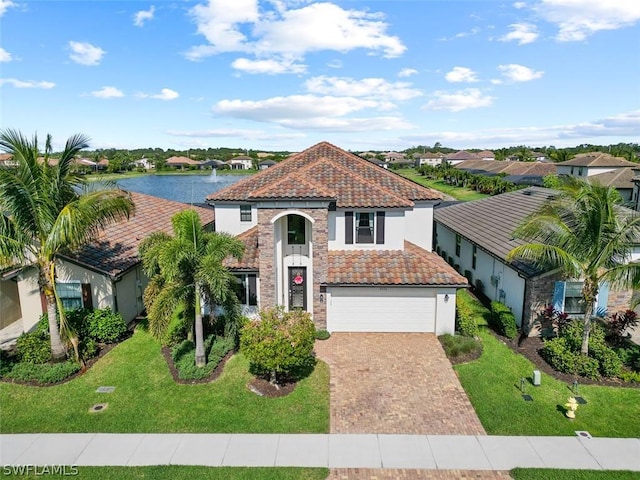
[61,191,215,278]
[557,152,637,168]
[327,242,467,286]
[224,226,258,270]
[207,142,441,208]
[457,160,556,177]
[166,156,201,166]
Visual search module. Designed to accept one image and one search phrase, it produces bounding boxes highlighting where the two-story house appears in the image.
[207,142,466,334]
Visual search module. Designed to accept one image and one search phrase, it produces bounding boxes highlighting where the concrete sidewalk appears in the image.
[2,434,639,471]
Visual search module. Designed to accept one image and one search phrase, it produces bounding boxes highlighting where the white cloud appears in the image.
[439,27,481,41]
[400,110,640,148]
[497,64,544,82]
[0,78,55,89]
[499,23,539,44]
[305,76,422,102]
[422,88,494,112]
[277,116,414,132]
[0,0,16,17]
[186,0,406,65]
[327,59,343,69]
[513,2,527,8]
[166,128,306,142]
[91,86,124,98]
[0,47,12,62]
[137,88,179,100]
[398,68,417,78]
[232,57,307,75]
[445,66,479,83]
[534,0,640,41]
[68,41,106,66]
[214,94,379,121]
[134,6,155,27]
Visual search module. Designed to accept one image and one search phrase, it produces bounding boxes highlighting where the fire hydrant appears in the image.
[565,397,579,419]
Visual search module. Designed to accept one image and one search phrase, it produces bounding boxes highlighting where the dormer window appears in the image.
[345,211,385,244]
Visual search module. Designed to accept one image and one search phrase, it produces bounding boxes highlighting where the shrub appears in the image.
[315,329,331,340]
[607,310,639,345]
[489,301,517,339]
[240,306,316,384]
[456,296,479,337]
[86,308,127,343]
[80,337,99,360]
[618,370,640,383]
[439,333,482,359]
[3,361,80,384]
[590,343,623,377]
[574,354,601,380]
[208,336,235,365]
[170,335,235,381]
[164,308,190,346]
[540,337,576,374]
[616,344,640,370]
[16,331,51,364]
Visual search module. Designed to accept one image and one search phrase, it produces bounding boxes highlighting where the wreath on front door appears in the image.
[294,274,304,285]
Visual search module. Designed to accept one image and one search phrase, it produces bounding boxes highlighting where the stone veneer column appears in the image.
[257,207,328,329]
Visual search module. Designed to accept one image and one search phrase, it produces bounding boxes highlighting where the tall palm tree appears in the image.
[507,178,640,354]
[140,209,244,367]
[0,129,134,361]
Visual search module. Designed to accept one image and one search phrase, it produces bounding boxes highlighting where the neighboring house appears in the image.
[259,160,277,170]
[366,157,388,169]
[207,142,466,334]
[0,193,214,342]
[433,187,634,330]
[227,155,253,170]
[415,152,445,167]
[476,150,495,161]
[166,156,202,169]
[443,150,479,166]
[555,152,636,178]
[531,151,548,162]
[202,159,226,169]
[0,153,16,167]
[588,168,636,203]
[132,157,154,170]
[455,160,556,186]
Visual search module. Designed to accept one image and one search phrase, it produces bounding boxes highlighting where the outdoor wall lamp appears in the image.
[319,293,324,303]
[444,294,450,302]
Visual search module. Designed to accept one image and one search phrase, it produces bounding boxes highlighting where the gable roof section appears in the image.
[207,142,441,208]
[556,152,636,168]
[588,167,635,190]
[456,160,556,177]
[434,187,556,277]
[328,241,467,286]
[61,192,215,279]
[445,150,479,161]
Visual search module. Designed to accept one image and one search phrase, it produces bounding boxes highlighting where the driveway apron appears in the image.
[314,333,485,435]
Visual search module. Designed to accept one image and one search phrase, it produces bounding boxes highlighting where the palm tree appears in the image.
[140,209,244,367]
[507,178,640,354]
[0,129,134,361]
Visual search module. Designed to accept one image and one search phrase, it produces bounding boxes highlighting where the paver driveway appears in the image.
[314,333,485,435]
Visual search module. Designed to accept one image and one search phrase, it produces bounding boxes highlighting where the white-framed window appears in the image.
[345,211,385,245]
[233,274,257,306]
[56,282,83,310]
[287,215,306,245]
[240,205,252,222]
[564,281,586,314]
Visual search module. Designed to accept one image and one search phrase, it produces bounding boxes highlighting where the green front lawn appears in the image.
[0,326,329,433]
[395,168,488,201]
[454,295,640,437]
[511,469,639,480]
[1,467,328,480]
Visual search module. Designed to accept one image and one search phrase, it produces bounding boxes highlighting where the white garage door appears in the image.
[327,287,436,332]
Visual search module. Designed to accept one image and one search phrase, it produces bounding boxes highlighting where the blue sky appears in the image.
[1,0,639,152]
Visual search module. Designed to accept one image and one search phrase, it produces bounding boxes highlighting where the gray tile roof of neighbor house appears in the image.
[556,152,637,168]
[434,187,557,277]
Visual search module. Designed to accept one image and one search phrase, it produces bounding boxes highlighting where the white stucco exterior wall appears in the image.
[56,260,115,312]
[435,289,457,335]
[15,268,43,333]
[213,203,257,235]
[329,209,404,250]
[435,222,527,326]
[404,202,434,251]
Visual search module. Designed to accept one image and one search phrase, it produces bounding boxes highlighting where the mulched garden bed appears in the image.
[0,330,132,387]
[161,347,235,385]
[491,329,640,389]
[247,376,297,397]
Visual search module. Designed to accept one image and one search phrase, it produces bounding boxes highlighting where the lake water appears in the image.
[116,172,244,204]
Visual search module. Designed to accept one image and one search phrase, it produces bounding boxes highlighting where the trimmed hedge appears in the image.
[86,308,127,344]
[456,295,479,337]
[489,301,517,339]
[15,331,50,365]
[3,361,80,384]
[170,335,235,381]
